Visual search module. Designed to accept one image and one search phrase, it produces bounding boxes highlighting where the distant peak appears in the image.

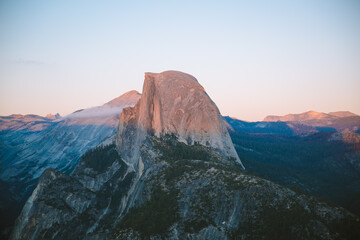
[45,113,61,119]
[305,110,321,115]
[120,90,141,96]
[106,90,141,107]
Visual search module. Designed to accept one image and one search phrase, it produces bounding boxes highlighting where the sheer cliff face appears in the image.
[118,71,244,168]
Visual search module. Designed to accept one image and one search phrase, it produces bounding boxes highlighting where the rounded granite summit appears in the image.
[144,70,200,85]
[118,70,244,168]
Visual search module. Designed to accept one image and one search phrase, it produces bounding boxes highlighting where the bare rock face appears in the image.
[117,71,244,168]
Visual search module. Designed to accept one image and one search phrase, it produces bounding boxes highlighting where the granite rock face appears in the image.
[11,144,135,240]
[117,71,244,168]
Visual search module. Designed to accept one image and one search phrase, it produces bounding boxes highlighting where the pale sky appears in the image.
[0,0,359,121]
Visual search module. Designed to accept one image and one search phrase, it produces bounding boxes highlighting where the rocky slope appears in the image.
[11,71,360,240]
[228,127,360,215]
[0,90,140,237]
[329,130,360,154]
[11,138,360,240]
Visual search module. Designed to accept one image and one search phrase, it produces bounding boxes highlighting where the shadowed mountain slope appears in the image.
[0,91,140,238]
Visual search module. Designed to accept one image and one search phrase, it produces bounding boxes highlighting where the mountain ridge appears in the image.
[10,71,360,240]
[264,110,359,122]
[263,111,360,132]
[224,110,360,136]
[0,90,141,239]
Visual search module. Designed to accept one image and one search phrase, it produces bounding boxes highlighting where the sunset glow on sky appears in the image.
[0,0,359,121]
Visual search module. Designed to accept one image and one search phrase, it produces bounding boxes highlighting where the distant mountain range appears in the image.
[264,110,358,122]
[225,110,360,137]
[264,110,360,133]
